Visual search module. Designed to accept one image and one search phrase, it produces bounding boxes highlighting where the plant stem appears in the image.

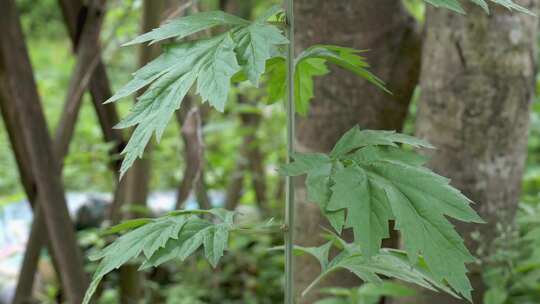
[284,0,295,303]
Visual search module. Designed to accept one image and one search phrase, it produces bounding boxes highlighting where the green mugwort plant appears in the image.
[82,0,533,303]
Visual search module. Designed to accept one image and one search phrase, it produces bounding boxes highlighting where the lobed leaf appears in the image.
[83,209,235,304]
[139,219,212,269]
[280,153,346,233]
[265,46,388,115]
[297,45,388,94]
[102,218,153,235]
[195,34,241,112]
[294,241,458,299]
[294,58,329,115]
[203,224,230,267]
[265,56,287,103]
[330,126,433,158]
[111,7,287,176]
[424,0,534,15]
[281,126,483,300]
[234,22,289,86]
[327,165,392,258]
[124,11,249,46]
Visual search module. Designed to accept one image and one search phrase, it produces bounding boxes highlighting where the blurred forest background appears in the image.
[1,0,540,303]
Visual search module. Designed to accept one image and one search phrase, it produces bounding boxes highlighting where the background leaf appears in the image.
[83,209,235,304]
[124,11,249,46]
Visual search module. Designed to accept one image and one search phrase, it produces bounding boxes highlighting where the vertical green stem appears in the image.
[284,0,295,303]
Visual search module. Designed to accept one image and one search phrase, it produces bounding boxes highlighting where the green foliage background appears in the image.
[1,0,540,303]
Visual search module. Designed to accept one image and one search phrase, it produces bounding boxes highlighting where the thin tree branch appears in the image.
[0,0,88,301]
[175,105,205,209]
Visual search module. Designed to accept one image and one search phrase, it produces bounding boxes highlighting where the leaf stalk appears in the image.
[284,0,296,303]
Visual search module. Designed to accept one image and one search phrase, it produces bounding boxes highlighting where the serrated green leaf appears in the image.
[264,45,386,112]
[118,68,197,177]
[350,145,429,166]
[491,0,535,15]
[102,218,153,235]
[279,153,345,233]
[279,153,331,176]
[284,126,483,300]
[124,11,249,46]
[358,159,481,299]
[142,217,188,259]
[264,57,286,103]
[196,34,241,111]
[83,216,188,304]
[89,216,186,263]
[140,219,211,269]
[295,58,329,115]
[469,0,490,12]
[294,242,333,271]
[295,242,458,299]
[357,282,417,298]
[208,208,236,224]
[114,34,240,177]
[330,126,434,158]
[327,165,392,258]
[203,224,230,267]
[83,210,235,304]
[299,45,389,94]
[139,209,235,270]
[104,50,180,104]
[111,9,287,176]
[423,0,535,15]
[306,164,346,234]
[363,160,483,224]
[234,23,288,86]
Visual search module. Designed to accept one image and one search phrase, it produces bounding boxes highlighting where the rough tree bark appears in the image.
[402,2,539,304]
[293,1,422,302]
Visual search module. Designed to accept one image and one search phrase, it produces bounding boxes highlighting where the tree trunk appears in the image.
[12,2,126,299]
[54,0,106,162]
[403,2,538,304]
[58,0,125,172]
[175,105,205,209]
[294,1,422,302]
[0,0,88,301]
